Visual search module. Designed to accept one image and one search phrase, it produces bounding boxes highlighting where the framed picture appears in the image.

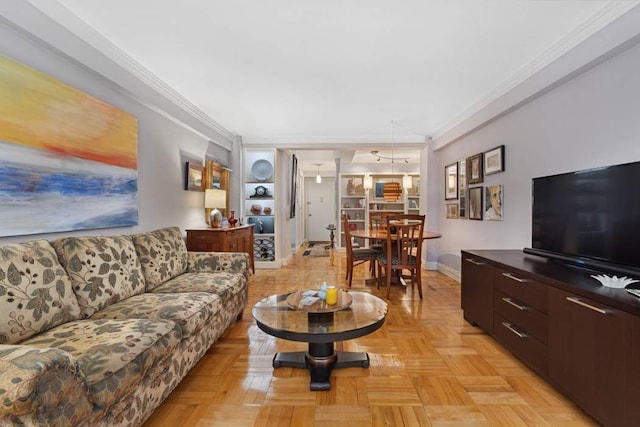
[373,177,402,200]
[289,154,297,218]
[346,176,365,196]
[445,162,458,200]
[185,162,204,191]
[446,203,459,219]
[485,184,503,221]
[469,186,483,220]
[484,145,505,175]
[458,159,467,218]
[467,153,484,184]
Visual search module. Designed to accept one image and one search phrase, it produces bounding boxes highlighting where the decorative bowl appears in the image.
[263,207,272,215]
[591,274,639,288]
[250,204,262,215]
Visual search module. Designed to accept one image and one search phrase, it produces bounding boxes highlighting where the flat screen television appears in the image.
[524,160,640,276]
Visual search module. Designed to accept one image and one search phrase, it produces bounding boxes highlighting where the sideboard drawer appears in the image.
[494,290,547,344]
[494,268,547,313]
[494,312,547,376]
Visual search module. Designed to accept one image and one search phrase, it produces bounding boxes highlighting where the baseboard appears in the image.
[437,263,461,282]
[424,261,438,271]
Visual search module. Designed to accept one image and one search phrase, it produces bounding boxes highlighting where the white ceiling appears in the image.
[30,0,638,168]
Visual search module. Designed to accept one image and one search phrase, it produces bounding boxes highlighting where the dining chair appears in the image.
[376,214,426,299]
[342,213,379,287]
[368,211,392,251]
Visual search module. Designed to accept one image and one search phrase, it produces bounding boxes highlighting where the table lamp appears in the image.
[205,189,226,228]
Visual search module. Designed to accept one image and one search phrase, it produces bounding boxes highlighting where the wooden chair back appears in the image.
[376,214,426,298]
[384,214,425,269]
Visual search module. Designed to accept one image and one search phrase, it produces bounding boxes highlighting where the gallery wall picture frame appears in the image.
[469,186,483,220]
[185,162,204,191]
[289,154,297,218]
[484,145,505,175]
[446,203,459,219]
[467,153,484,184]
[445,162,458,200]
[458,159,467,218]
[484,184,503,221]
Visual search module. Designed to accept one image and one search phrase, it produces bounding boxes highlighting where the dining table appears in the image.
[349,228,441,286]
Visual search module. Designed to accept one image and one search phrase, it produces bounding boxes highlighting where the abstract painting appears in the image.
[0,54,138,237]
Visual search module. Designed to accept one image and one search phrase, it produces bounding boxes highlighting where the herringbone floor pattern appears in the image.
[144,248,595,426]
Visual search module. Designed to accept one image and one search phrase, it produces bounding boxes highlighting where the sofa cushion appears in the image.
[150,272,246,305]
[0,240,81,344]
[131,227,188,291]
[22,318,180,411]
[90,292,221,338]
[52,235,146,317]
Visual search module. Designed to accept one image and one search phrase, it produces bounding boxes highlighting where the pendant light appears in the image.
[315,164,322,184]
[383,120,402,202]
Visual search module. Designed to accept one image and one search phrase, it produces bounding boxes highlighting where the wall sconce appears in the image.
[363,174,373,190]
[402,174,413,189]
[205,189,226,228]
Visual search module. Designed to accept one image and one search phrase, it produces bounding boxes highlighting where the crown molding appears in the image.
[14,0,234,150]
[242,134,427,149]
[432,1,640,146]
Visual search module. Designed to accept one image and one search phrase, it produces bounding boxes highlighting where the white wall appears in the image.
[0,17,230,245]
[431,40,640,279]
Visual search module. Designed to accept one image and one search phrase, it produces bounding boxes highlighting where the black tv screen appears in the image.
[531,161,640,272]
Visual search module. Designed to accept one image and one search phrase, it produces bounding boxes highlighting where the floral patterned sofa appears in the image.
[0,226,250,426]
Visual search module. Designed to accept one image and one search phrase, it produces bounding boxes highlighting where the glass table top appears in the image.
[252,291,387,336]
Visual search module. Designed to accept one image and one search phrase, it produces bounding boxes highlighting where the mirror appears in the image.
[204,160,230,220]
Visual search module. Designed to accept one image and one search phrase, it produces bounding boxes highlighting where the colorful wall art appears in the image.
[0,54,138,237]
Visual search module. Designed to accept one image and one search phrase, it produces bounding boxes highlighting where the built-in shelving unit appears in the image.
[338,173,420,249]
[243,150,277,267]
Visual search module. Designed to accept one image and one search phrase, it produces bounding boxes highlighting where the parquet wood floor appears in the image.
[144,248,596,426]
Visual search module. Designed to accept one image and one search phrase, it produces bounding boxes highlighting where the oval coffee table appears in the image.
[252,290,387,390]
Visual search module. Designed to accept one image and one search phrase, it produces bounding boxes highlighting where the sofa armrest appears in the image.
[0,345,92,425]
[187,251,252,278]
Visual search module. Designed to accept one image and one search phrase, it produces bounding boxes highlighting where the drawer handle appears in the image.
[502,322,528,338]
[501,297,529,311]
[566,297,608,315]
[502,272,527,283]
[465,258,486,266]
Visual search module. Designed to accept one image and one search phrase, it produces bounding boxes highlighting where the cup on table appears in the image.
[326,286,338,305]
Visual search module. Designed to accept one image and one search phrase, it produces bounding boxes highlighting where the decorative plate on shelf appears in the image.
[251,159,273,181]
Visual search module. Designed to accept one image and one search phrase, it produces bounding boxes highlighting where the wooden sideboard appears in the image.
[186,225,255,273]
[461,249,640,427]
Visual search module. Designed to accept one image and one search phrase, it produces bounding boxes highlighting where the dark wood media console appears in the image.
[461,249,640,427]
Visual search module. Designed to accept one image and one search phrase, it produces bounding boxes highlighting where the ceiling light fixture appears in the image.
[371,150,410,164]
[383,120,403,202]
[315,163,322,184]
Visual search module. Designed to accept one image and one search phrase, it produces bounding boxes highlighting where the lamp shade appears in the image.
[402,175,413,189]
[363,175,373,190]
[205,189,226,208]
[205,189,226,228]
[383,182,402,202]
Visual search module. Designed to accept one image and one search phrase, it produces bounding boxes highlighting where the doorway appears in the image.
[305,177,336,242]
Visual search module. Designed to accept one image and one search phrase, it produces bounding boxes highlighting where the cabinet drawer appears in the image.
[494,312,547,376]
[494,269,547,313]
[494,290,547,344]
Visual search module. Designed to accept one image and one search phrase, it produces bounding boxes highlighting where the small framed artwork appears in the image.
[484,145,505,175]
[185,162,204,191]
[445,162,458,200]
[458,159,467,218]
[469,187,483,220]
[446,203,459,219]
[467,153,484,184]
[485,184,503,221]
